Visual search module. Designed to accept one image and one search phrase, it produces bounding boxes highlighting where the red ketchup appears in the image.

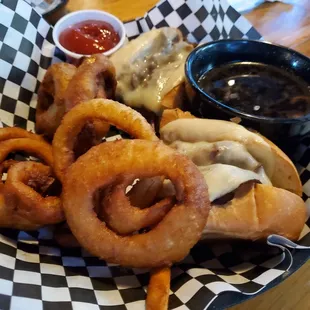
[59,20,120,55]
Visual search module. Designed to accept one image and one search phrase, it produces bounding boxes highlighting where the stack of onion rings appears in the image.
[12,52,212,308]
[52,99,178,243]
[0,88,212,310]
[51,99,210,268]
[50,99,210,309]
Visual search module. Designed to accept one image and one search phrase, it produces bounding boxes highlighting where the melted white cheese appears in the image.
[160,118,275,178]
[110,28,193,114]
[159,164,270,202]
[160,118,274,201]
[198,164,270,201]
[170,140,259,169]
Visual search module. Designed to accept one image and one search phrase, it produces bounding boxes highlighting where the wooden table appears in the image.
[245,0,310,57]
[49,1,310,309]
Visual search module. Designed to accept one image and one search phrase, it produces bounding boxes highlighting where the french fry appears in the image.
[146,267,171,310]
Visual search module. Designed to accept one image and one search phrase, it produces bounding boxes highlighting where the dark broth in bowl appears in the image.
[198,62,310,118]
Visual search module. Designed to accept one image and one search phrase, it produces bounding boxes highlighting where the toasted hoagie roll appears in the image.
[159,109,306,241]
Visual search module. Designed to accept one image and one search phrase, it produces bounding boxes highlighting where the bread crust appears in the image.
[160,107,195,128]
[204,184,306,241]
[258,133,302,196]
[161,83,186,111]
[160,109,306,241]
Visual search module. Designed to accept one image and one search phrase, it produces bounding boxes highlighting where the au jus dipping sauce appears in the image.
[198,62,310,119]
[59,20,120,55]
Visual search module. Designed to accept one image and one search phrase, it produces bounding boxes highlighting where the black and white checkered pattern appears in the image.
[124,0,261,42]
[0,0,64,131]
[24,0,68,16]
[0,0,309,309]
[0,227,296,310]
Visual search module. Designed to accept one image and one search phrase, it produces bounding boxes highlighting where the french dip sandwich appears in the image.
[159,109,306,241]
[110,28,193,114]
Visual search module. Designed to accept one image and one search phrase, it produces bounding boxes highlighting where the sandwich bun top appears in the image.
[160,109,302,196]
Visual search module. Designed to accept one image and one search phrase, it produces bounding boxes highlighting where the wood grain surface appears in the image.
[49,1,310,309]
[244,0,310,57]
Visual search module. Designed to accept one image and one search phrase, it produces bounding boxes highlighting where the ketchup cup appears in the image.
[53,10,126,60]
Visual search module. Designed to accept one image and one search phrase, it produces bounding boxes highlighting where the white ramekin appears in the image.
[53,10,126,59]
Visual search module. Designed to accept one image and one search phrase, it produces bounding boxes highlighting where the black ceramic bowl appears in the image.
[185,39,310,158]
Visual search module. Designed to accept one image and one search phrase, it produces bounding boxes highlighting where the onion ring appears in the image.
[0,138,53,167]
[53,99,158,181]
[62,139,210,268]
[0,160,19,176]
[128,176,164,209]
[36,63,77,139]
[65,54,117,110]
[0,127,44,142]
[0,161,63,230]
[65,54,116,152]
[101,177,174,235]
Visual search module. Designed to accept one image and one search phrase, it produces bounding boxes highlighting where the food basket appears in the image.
[0,0,309,309]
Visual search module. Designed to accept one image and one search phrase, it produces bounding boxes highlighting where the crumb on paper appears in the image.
[230,117,242,124]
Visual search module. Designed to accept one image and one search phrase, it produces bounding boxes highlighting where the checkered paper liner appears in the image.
[0,0,309,309]
[23,0,67,16]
